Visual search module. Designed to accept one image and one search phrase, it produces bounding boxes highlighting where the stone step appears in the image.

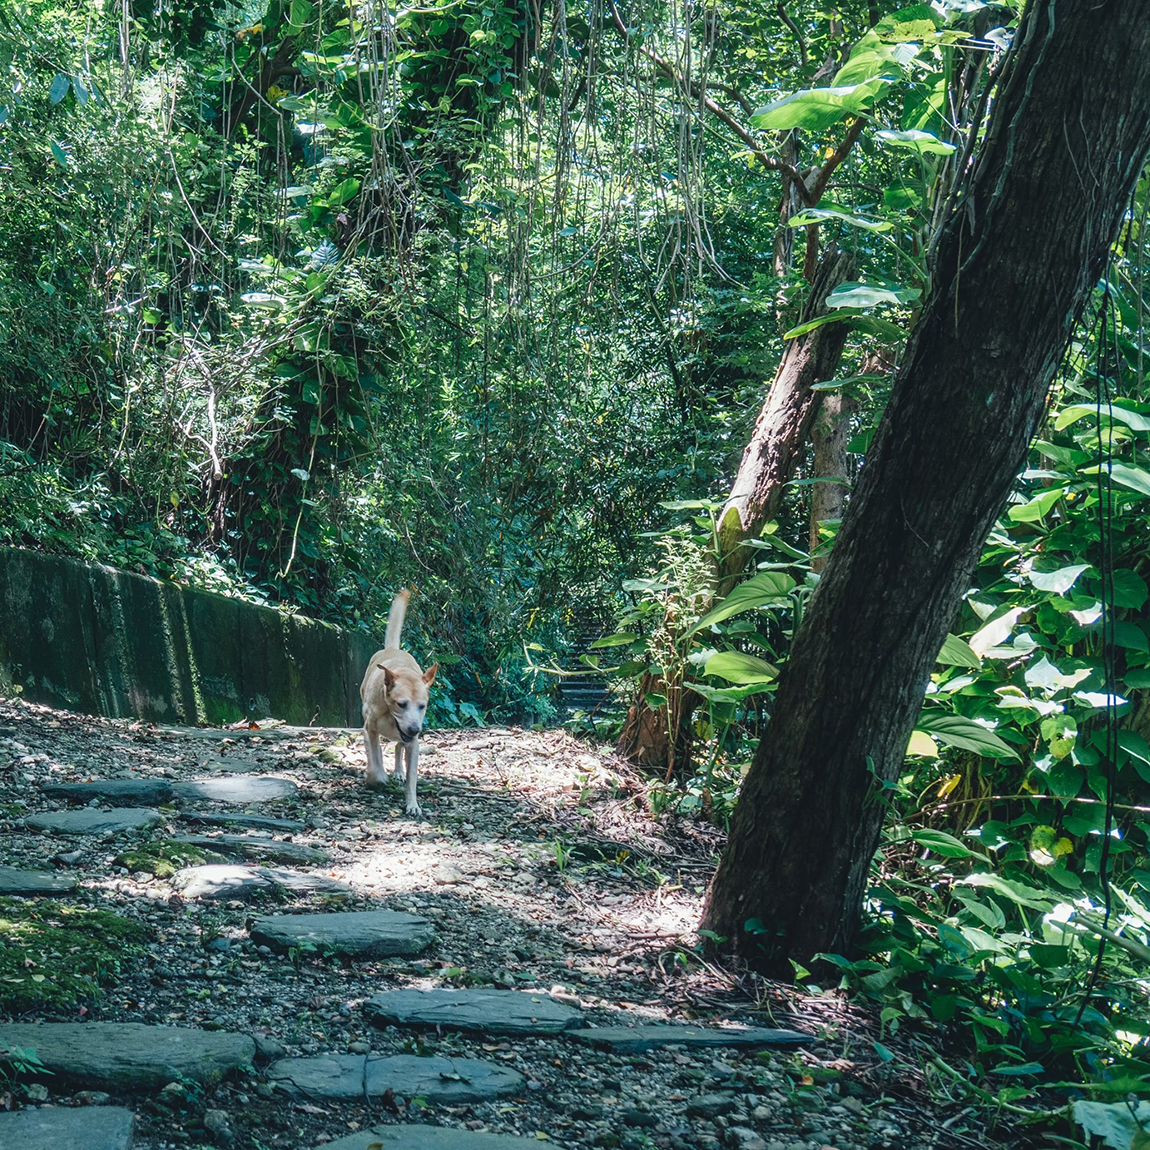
[41,779,176,806]
[251,910,434,958]
[366,988,581,1036]
[316,1126,545,1150]
[183,811,305,832]
[0,1023,254,1090]
[0,866,77,895]
[172,777,298,804]
[172,834,328,867]
[0,1105,136,1150]
[566,1023,814,1052]
[24,809,161,836]
[172,865,353,901]
[267,1053,523,1104]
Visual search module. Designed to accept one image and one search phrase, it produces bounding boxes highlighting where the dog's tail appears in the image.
[385,588,410,649]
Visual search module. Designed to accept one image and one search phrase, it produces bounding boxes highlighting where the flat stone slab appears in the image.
[0,1105,136,1150]
[24,809,161,836]
[251,911,433,958]
[41,779,175,805]
[172,777,298,803]
[172,865,352,901]
[317,1126,544,1150]
[367,989,581,1036]
[268,1053,523,1103]
[0,1023,255,1090]
[567,1024,813,1052]
[0,866,77,895]
[183,811,305,832]
[172,835,328,866]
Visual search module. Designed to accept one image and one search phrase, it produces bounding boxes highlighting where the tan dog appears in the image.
[360,589,437,815]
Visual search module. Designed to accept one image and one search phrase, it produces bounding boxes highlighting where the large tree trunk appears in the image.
[702,0,1150,968]
[716,249,855,594]
[807,388,855,572]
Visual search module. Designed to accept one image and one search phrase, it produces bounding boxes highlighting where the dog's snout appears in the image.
[401,725,421,742]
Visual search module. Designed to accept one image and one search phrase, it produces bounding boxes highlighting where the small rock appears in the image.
[252,1035,287,1063]
[25,1082,49,1101]
[74,1090,112,1106]
[160,1082,187,1102]
[207,937,232,952]
[727,1129,767,1150]
[348,1041,371,1054]
[622,1108,658,1128]
[203,1108,233,1145]
[687,1094,736,1119]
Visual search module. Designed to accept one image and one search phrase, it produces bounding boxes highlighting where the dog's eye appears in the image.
[418,703,426,711]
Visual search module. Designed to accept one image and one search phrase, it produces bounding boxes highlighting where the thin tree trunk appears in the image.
[807,388,855,571]
[716,249,855,595]
[702,0,1150,968]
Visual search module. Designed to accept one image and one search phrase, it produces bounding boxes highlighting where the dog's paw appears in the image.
[405,799,422,817]
[365,775,389,792]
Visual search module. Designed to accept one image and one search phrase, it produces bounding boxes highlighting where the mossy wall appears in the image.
[0,548,377,726]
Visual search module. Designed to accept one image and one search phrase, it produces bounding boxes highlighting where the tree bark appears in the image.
[807,388,855,572]
[702,0,1150,968]
[716,249,855,594]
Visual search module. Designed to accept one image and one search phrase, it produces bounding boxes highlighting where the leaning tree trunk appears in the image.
[618,250,855,771]
[807,388,855,572]
[716,249,855,594]
[702,0,1150,968]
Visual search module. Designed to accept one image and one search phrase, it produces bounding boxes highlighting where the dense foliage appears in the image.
[4,0,1150,1135]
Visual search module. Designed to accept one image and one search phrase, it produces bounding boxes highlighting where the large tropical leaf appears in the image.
[688,571,796,635]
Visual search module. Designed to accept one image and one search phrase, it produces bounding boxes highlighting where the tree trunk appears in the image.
[807,388,855,572]
[716,249,855,595]
[702,0,1150,968]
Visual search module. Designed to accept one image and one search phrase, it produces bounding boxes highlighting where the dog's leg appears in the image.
[404,739,422,817]
[392,742,405,784]
[364,726,388,790]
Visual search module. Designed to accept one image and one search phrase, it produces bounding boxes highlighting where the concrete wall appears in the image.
[0,548,378,727]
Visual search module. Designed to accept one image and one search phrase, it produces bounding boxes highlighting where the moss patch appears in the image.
[0,898,150,1012]
[115,840,223,878]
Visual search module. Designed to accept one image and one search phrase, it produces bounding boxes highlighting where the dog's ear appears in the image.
[380,666,397,691]
[422,662,438,687]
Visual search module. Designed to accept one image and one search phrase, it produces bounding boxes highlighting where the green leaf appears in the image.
[1118,730,1150,765]
[1027,563,1090,594]
[906,730,938,757]
[788,206,894,233]
[589,633,638,649]
[1073,1100,1150,1150]
[1007,487,1062,523]
[290,468,310,482]
[915,711,1019,760]
[327,177,361,206]
[1055,403,1150,432]
[689,571,796,634]
[782,313,850,340]
[50,73,71,104]
[910,828,978,858]
[751,80,890,132]
[827,281,921,309]
[703,651,779,685]
[1112,568,1149,609]
[71,76,89,106]
[937,633,981,669]
[876,129,956,155]
[961,872,1053,911]
[50,140,69,167]
[875,4,943,42]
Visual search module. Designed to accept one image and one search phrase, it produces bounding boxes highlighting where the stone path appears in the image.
[41,779,176,805]
[0,865,76,894]
[0,699,997,1150]
[566,1023,814,1052]
[172,833,329,866]
[367,988,582,1035]
[267,1052,525,1103]
[319,1126,545,1150]
[0,1022,254,1089]
[172,864,353,900]
[172,776,298,802]
[251,909,434,957]
[0,1105,135,1150]
[24,808,161,835]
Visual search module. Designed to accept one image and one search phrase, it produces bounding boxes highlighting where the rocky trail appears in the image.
[0,696,1007,1150]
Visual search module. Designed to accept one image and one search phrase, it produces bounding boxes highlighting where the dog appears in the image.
[360,589,437,815]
